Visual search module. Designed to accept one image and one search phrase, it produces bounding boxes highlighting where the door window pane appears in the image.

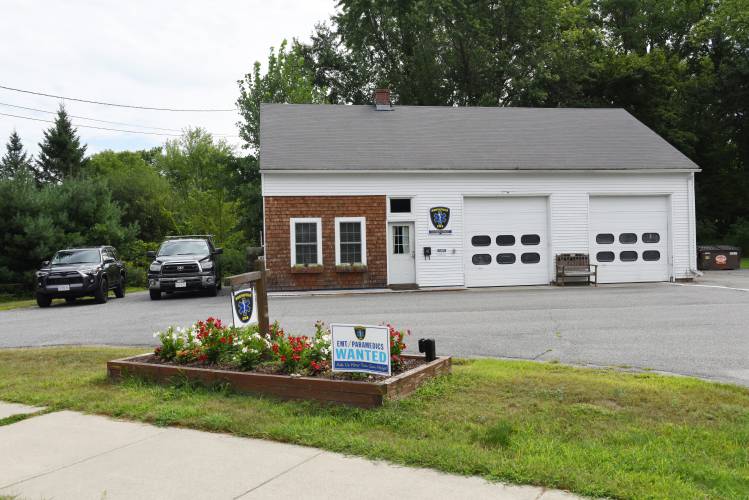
[619,233,637,244]
[596,251,615,262]
[620,251,638,262]
[393,226,410,255]
[339,222,362,264]
[596,233,615,244]
[521,252,540,264]
[295,223,318,265]
[642,233,660,243]
[521,234,540,245]
[471,235,491,247]
[643,250,661,261]
[472,254,491,265]
[496,235,515,246]
[496,253,516,264]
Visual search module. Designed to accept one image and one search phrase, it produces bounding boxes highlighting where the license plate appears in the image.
[175,281,186,288]
[57,284,70,291]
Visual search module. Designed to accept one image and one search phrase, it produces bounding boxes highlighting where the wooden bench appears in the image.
[555,253,597,286]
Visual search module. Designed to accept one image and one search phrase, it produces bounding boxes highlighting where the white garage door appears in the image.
[589,196,670,283]
[464,197,550,287]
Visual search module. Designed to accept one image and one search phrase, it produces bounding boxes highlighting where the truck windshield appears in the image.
[51,249,102,265]
[158,240,209,256]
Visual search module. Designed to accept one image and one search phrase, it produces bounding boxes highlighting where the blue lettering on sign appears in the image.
[333,360,389,374]
[334,348,389,373]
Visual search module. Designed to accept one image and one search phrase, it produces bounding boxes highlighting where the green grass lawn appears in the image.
[0,348,747,499]
[0,287,146,311]
[742,257,749,269]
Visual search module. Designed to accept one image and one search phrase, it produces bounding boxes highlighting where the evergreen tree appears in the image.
[35,104,87,183]
[0,130,33,179]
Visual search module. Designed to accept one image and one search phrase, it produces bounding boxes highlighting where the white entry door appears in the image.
[463,197,550,287]
[589,196,670,283]
[388,223,416,284]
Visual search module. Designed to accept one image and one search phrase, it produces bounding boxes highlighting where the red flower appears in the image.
[280,355,287,362]
[292,354,300,362]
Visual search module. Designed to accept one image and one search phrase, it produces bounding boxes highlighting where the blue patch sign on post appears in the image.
[331,324,391,376]
[231,287,258,327]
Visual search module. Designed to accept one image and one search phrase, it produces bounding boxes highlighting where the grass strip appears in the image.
[0,347,747,500]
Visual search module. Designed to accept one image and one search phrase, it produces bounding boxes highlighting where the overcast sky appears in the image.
[0,0,337,157]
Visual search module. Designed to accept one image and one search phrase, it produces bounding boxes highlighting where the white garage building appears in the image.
[261,98,700,290]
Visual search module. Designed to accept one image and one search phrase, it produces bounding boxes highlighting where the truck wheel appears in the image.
[36,293,51,308]
[149,289,162,300]
[114,274,125,298]
[94,278,108,304]
[205,284,218,297]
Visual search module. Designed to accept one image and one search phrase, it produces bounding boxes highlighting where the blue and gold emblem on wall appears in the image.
[429,207,452,233]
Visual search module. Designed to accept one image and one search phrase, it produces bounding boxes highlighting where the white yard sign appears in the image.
[330,324,391,376]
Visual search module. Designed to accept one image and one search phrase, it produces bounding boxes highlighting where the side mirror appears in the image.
[42,260,50,267]
[104,257,115,264]
[146,250,156,260]
[214,248,223,255]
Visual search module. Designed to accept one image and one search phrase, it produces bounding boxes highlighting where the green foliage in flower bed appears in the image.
[154,318,409,375]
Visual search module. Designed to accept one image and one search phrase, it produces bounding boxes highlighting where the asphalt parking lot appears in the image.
[1,271,748,387]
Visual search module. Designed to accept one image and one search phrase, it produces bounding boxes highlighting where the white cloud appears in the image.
[0,0,337,157]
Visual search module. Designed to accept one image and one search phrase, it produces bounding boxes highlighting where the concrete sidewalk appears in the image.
[0,403,582,500]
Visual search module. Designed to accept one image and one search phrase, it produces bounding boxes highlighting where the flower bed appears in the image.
[107,317,451,407]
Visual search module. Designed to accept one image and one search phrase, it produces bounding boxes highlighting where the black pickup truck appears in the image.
[35,246,127,307]
[146,235,223,300]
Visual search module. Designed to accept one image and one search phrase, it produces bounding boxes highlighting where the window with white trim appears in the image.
[335,217,367,265]
[290,218,322,266]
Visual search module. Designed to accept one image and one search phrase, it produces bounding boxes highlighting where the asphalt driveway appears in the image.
[1,271,748,387]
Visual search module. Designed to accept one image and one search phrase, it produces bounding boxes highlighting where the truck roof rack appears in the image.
[164,234,214,241]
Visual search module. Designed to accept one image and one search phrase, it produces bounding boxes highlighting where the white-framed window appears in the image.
[290,217,323,266]
[334,217,367,265]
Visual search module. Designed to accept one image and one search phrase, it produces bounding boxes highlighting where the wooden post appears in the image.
[255,257,270,335]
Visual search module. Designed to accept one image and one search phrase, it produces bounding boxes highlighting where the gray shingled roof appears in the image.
[260,103,699,172]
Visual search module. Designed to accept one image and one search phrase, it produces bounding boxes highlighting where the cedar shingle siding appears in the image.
[264,196,387,291]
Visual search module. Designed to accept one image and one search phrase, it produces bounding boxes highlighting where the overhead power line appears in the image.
[0,84,236,112]
[0,102,238,137]
[0,111,184,137]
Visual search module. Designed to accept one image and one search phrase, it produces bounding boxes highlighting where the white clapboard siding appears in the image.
[263,171,697,286]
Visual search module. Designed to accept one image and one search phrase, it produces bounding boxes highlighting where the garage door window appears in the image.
[496,253,516,264]
[620,251,638,262]
[596,233,614,244]
[619,233,637,244]
[596,251,615,262]
[521,234,540,245]
[471,235,491,247]
[521,252,540,264]
[643,250,661,261]
[496,235,515,246]
[642,233,660,243]
[472,254,491,265]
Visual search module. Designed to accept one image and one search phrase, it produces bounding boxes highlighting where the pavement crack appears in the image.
[533,349,553,360]
[233,451,324,499]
